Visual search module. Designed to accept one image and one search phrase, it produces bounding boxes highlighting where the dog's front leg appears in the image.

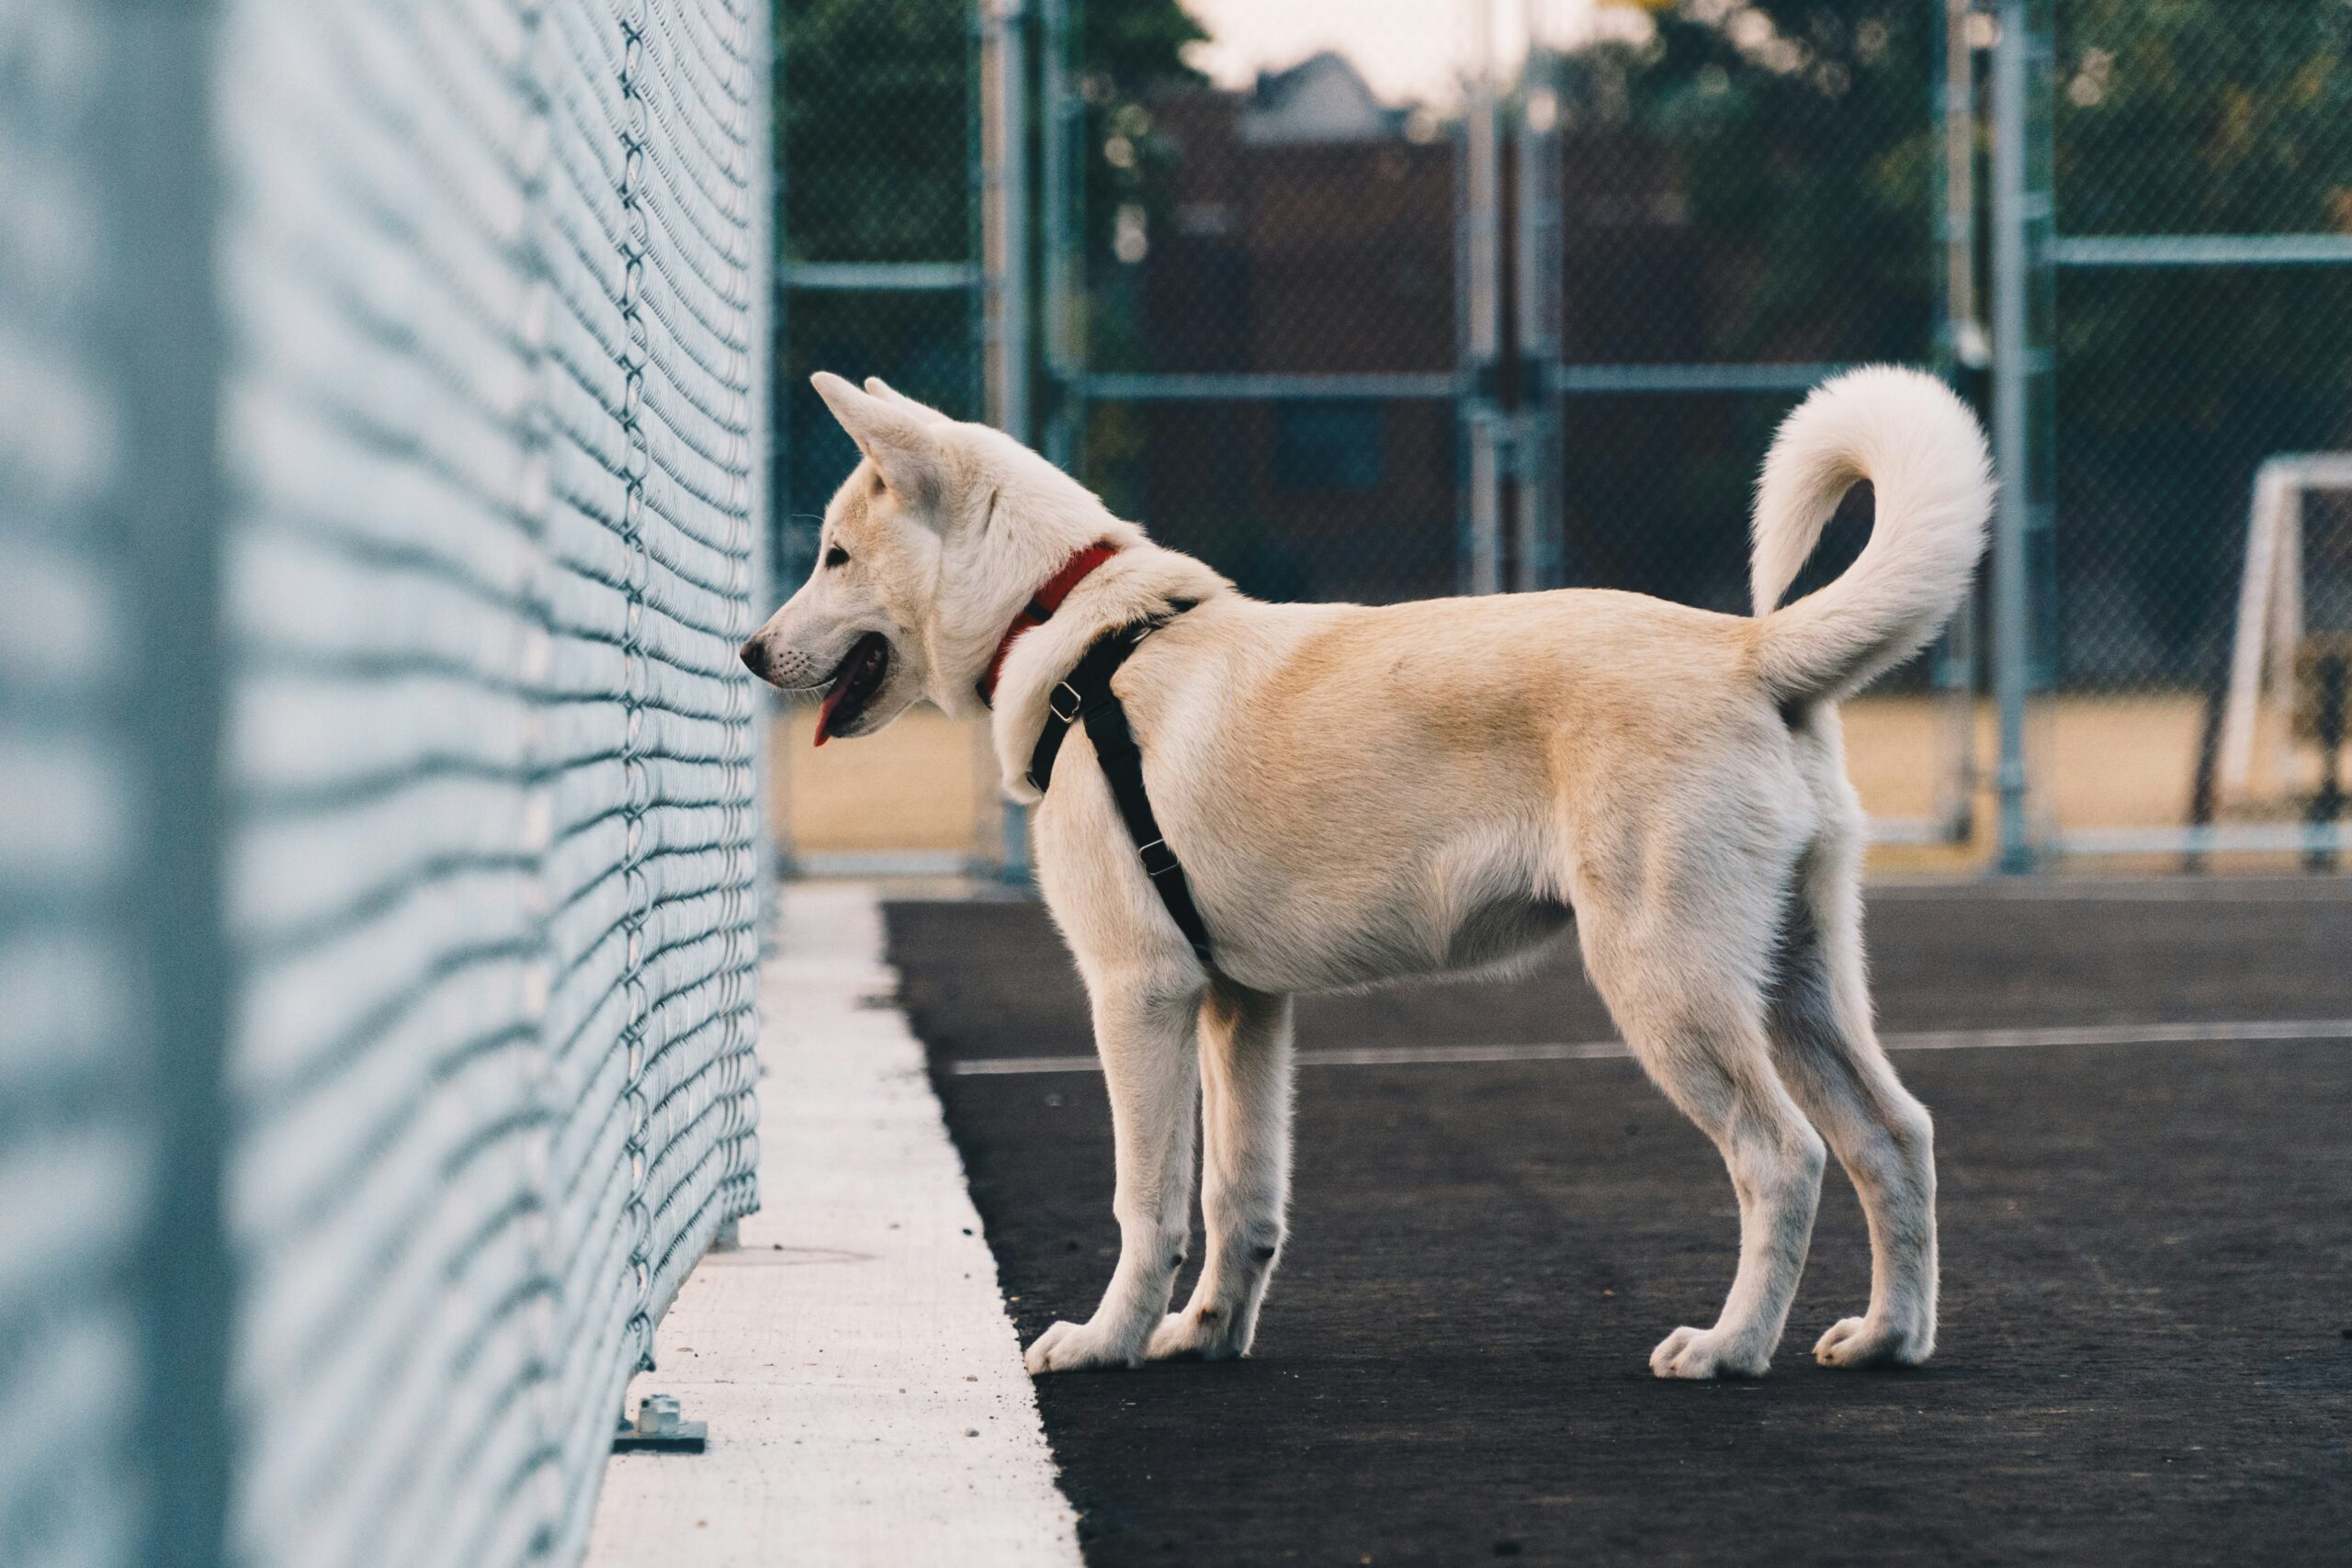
[1149,983,1292,1361]
[1026,977,1203,1374]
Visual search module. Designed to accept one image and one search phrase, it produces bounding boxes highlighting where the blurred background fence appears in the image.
[770,0,2352,877]
[2025,0,2352,862]
[1,2,768,1565]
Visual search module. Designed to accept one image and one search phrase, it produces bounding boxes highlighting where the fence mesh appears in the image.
[1069,37,1463,606]
[0,0,770,1562]
[759,0,2352,871]
[1535,6,1942,604]
[769,0,989,870]
[2042,0,2352,857]
[0,6,153,1563]
[777,0,979,578]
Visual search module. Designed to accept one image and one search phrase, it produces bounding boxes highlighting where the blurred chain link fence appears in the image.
[2028,0,2352,861]
[1,6,209,1564]
[770,0,1975,867]
[771,0,2351,874]
[767,0,995,874]
[1,1,770,1565]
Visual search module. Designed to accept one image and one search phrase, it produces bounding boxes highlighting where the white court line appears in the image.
[590,886,1081,1568]
[1865,877,2352,902]
[947,1018,2352,1077]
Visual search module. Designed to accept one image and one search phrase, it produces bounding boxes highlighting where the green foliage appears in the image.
[779,0,969,263]
[2050,0,2352,679]
[1579,0,1942,363]
[1073,0,1208,261]
[1559,0,2352,676]
[775,0,1209,567]
[777,0,1206,266]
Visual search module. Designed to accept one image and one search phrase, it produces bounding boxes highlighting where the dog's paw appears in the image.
[1146,1308,1247,1362]
[1813,1315,1933,1369]
[1649,1325,1770,1380]
[1024,1319,1142,1375]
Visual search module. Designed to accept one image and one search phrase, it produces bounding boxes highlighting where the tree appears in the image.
[1558,0,2352,678]
[775,0,1207,547]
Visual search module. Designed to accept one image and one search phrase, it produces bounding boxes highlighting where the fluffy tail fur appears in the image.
[1749,366,1994,705]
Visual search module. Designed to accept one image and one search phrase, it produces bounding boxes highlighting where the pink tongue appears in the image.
[814,680,845,747]
[813,644,869,747]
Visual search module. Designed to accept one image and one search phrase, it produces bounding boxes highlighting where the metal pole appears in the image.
[1039,0,1080,473]
[980,0,1030,442]
[1943,0,1985,374]
[1932,0,1982,843]
[1990,0,2037,872]
[1511,12,1563,592]
[104,4,234,1562]
[765,0,797,884]
[980,0,1032,881]
[1460,0,1504,594]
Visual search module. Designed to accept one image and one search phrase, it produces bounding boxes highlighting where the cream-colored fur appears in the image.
[746,367,1993,1381]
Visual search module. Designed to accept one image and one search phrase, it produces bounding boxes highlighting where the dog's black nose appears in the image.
[739,639,767,678]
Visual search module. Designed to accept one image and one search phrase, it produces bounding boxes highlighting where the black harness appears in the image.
[1024,610,1215,964]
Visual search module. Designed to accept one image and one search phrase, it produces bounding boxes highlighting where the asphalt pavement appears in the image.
[888,884,2352,1568]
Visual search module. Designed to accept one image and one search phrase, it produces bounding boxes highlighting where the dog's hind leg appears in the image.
[1766,812,1939,1368]
[1026,978,1204,1373]
[1577,872,1826,1379]
[1150,982,1294,1361]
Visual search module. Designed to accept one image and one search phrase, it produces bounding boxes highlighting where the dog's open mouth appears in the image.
[814,632,890,746]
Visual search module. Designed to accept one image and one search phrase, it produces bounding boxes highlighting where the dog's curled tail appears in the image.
[1750,366,1994,705]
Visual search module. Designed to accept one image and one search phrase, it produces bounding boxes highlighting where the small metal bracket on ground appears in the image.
[613,1393,707,1453]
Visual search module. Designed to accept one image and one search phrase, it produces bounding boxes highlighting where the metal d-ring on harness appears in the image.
[1024,609,1216,964]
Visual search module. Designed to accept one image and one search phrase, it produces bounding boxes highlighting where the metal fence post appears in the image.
[980,0,1032,444]
[101,3,235,1561]
[1930,0,1985,844]
[1039,0,1081,475]
[1459,0,1505,595]
[1512,19,1564,592]
[767,12,797,886]
[1990,0,2052,873]
[981,0,1033,880]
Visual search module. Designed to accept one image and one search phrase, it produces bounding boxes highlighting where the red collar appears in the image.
[977,540,1120,705]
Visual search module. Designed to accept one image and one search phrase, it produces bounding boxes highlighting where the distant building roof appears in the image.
[1240,51,1409,145]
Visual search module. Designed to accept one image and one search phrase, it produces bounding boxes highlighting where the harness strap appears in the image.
[1027,611,1213,964]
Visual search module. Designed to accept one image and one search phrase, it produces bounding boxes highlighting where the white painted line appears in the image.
[587,886,1082,1568]
[1866,876,2352,902]
[948,1018,2352,1077]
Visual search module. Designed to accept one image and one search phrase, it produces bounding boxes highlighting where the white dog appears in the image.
[745,367,1991,1381]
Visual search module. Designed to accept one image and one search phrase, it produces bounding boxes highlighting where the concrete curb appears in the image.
[587,885,1081,1567]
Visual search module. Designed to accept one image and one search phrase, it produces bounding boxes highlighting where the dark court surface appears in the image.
[885,886,2352,1568]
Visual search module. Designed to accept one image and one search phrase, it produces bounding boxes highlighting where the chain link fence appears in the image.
[768,0,1000,874]
[1,1,770,1563]
[768,0,1982,866]
[1,6,202,1562]
[2030,0,2352,861]
[1067,36,1465,607]
[767,0,2350,874]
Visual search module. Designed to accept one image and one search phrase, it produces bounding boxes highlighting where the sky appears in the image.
[1179,0,1610,108]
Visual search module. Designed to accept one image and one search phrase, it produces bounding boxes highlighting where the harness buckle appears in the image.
[1137,838,1182,879]
[1047,681,1083,724]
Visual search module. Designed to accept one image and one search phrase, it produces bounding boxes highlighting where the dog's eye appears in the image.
[824,546,849,569]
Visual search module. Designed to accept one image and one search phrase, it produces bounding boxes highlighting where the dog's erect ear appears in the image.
[812,371,946,505]
[862,377,955,426]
